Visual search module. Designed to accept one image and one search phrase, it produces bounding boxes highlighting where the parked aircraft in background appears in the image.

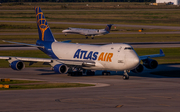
[0,7,165,80]
[62,24,113,39]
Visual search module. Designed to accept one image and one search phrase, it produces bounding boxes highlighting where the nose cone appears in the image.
[62,30,66,33]
[126,54,140,70]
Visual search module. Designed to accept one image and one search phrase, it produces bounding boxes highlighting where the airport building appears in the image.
[156,0,180,5]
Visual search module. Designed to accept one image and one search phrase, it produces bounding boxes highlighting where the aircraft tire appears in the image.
[123,75,129,80]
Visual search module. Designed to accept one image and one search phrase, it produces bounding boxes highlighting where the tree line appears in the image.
[0,0,155,3]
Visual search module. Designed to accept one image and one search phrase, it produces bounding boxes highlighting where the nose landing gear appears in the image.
[123,70,129,80]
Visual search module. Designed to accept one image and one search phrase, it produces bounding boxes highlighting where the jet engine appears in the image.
[143,58,158,69]
[10,60,25,71]
[53,64,68,74]
[131,64,144,73]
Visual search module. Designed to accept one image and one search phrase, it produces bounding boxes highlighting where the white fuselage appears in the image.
[62,28,108,36]
[51,42,140,71]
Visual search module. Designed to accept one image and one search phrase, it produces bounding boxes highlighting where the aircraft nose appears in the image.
[133,56,140,66]
[126,54,140,69]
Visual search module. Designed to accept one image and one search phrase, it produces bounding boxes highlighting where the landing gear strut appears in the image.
[86,36,88,39]
[123,70,129,80]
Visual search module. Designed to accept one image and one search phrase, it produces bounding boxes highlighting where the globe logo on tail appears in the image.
[35,7,49,41]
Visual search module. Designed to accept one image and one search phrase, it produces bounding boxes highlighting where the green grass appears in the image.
[7,83,94,90]
[0,80,42,84]
[134,48,180,64]
[0,80,95,90]
[1,6,180,26]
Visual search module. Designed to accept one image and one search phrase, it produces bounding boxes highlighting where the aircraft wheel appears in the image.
[86,37,88,39]
[123,75,129,80]
[107,72,110,75]
[102,71,110,75]
[91,37,94,39]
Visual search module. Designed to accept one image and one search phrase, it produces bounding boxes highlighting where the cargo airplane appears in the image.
[0,7,165,80]
[62,24,113,39]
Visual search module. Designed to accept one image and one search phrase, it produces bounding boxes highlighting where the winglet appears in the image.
[160,49,164,55]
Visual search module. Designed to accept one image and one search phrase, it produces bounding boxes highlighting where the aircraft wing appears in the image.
[139,49,165,60]
[0,56,95,66]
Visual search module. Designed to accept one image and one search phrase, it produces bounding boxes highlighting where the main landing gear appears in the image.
[68,68,95,76]
[123,70,129,80]
[102,71,111,75]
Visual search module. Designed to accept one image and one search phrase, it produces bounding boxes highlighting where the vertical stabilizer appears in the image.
[105,24,113,32]
[35,7,55,42]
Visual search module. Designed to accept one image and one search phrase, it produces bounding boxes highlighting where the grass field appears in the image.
[1,2,180,26]
[0,80,94,90]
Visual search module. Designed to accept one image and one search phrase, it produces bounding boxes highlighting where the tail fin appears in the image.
[105,24,113,32]
[35,7,55,42]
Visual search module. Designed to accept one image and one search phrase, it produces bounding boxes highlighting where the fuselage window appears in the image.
[124,47,133,50]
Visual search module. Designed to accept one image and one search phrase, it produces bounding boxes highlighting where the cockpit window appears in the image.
[124,47,133,50]
[67,28,71,30]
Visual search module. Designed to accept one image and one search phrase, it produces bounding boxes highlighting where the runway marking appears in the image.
[125,96,146,99]
[115,105,123,108]
[153,96,172,99]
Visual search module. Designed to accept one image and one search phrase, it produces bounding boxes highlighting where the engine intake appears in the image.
[131,64,144,73]
[10,60,25,71]
[54,64,68,74]
[143,58,158,69]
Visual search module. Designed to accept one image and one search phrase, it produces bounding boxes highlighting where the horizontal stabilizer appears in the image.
[2,40,44,48]
[61,40,71,43]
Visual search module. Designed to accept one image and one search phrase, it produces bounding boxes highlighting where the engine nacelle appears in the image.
[10,60,25,71]
[53,64,68,74]
[131,64,144,73]
[143,58,158,69]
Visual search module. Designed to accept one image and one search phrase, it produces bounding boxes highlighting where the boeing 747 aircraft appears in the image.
[62,24,113,39]
[0,7,165,80]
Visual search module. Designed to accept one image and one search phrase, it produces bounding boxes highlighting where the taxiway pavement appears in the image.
[0,64,180,112]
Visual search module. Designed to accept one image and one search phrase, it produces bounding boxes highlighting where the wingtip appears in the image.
[160,49,164,55]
